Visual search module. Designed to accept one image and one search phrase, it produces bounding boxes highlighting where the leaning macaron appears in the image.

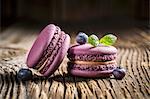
[67,44,117,78]
[26,24,70,76]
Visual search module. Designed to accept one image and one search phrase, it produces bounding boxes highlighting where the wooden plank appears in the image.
[0,23,149,99]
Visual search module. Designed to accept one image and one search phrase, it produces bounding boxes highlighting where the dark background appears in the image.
[0,0,149,32]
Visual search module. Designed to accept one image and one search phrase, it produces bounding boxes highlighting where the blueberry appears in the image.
[17,68,33,81]
[113,67,126,80]
[76,32,88,44]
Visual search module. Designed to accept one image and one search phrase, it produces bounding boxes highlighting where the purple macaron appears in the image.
[26,24,70,76]
[67,44,117,78]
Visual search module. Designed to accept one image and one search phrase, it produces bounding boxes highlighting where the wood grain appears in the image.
[0,23,149,99]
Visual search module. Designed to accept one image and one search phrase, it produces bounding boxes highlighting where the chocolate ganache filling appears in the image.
[68,54,117,61]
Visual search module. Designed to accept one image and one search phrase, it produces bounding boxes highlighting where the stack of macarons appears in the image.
[67,44,117,78]
[67,33,118,77]
[17,24,126,81]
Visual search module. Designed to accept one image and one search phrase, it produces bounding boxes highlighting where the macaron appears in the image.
[67,44,117,78]
[26,24,70,76]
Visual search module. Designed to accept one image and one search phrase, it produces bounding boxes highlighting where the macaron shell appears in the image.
[68,44,117,55]
[69,69,113,78]
[39,31,66,74]
[43,34,70,76]
[33,26,62,70]
[27,24,58,68]
[68,62,117,71]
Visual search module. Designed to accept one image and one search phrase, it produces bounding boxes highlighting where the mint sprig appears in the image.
[99,34,117,46]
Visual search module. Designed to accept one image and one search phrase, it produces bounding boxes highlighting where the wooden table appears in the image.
[0,23,149,99]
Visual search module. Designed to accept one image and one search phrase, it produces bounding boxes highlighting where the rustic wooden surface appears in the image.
[0,23,150,99]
